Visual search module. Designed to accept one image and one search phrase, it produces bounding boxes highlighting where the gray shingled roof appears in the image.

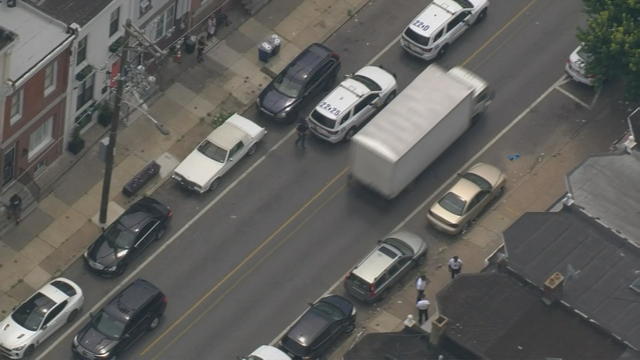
[437,272,635,360]
[23,0,114,26]
[566,150,640,247]
[504,210,640,351]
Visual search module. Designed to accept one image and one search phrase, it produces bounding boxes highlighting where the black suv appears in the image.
[257,43,341,122]
[72,279,166,360]
[280,294,355,359]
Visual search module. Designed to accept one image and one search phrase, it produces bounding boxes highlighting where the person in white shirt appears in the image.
[416,294,430,325]
[415,274,427,300]
[448,256,463,279]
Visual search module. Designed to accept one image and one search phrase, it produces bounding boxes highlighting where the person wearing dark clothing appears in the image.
[295,121,309,149]
[197,37,206,63]
[7,193,22,225]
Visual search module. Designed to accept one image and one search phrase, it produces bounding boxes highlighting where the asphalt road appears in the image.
[33,0,607,359]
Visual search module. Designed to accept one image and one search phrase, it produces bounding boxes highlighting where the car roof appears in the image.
[282,43,335,84]
[410,0,461,37]
[447,177,481,203]
[207,121,247,150]
[315,78,366,119]
[39,278,76,303]
[351,244,401,284]
[286,306,332,347]
[104,279,161,322]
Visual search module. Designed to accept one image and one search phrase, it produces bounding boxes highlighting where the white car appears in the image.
[172,113,266,193]
[400,0,489,60]
[307,65,397,143]
[565,44,595,86]
[240,345,291,360]
[0,278,83,359]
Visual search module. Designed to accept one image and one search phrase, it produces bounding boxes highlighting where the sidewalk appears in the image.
[0,0,370,316]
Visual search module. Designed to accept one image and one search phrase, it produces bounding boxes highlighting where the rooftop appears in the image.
[437,272,635,360]
[22,0,114,26]
[566,150,640,247]
[0,6,70,82]
[504,210,640,350]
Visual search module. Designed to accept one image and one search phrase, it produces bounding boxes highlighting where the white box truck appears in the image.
[349,64,492,199]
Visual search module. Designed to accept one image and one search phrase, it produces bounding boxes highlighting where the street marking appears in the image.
[392,74,566,232]
[35,127,300,360]
[148,183,348,359]
[140,167,348,355]
[554,85,591,110]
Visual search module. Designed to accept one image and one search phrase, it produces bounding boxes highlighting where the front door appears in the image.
[3,146,16,185]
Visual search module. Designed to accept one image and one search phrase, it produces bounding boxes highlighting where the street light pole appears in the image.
[98,21,131,228]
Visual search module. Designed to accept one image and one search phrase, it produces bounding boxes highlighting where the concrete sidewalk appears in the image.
[0,0,369,316]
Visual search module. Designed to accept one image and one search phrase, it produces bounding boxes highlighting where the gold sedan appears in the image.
[427,162,506,235]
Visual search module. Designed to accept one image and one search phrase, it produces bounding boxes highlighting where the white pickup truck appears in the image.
[172,113,266,193]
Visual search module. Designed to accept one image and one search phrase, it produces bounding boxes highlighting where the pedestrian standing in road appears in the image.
[6,193,22,225]
[448,256,463,279]
[416,294,430,325]
[415,274,427,301]
[196,37,206,63]
[295,121,309,150]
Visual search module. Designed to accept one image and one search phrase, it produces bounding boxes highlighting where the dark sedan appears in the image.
[280,295,356,359]
[83,197,172,276]
[257,43,341,122]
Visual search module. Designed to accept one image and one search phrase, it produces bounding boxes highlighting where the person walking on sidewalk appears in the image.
[415,274,427,301]
[416,294,430,325]
[295,121,309,150]
[197,37,206,63]
[448,256,463,279]
[6,193,22,225]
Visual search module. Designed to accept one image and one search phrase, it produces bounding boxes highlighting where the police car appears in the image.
[400,0,488,61]
[307,65,397,143]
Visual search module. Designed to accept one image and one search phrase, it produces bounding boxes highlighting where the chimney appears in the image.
[541,272,564,305]
[429,315,449,346]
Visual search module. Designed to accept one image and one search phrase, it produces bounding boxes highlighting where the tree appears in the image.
[578,0,640,99]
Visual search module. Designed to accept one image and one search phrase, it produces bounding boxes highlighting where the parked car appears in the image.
[0,278,83,359]
[427,162,505,234]
[307,65,397,143]
[400,0,489,60]
[72,279,166,360]
[280,295,355,359]
[84,197,172,276]
[344,231,427,303]
[172,113,266,193]
[257,43,341,122]
[240,345,291,360]
[565,44,595,86]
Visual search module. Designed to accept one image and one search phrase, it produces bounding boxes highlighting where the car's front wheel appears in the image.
[23,345,35,359]
[247,143,257,155]
[208,178,221,192]
[344,127,358,141]
[148,315,160,330]
[345,321,356,334]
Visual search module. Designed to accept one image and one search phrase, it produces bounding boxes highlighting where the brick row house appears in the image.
[0,6,74,198]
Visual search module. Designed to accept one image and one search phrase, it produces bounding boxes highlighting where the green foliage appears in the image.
[578,0,640,98]
[210,111,234,128]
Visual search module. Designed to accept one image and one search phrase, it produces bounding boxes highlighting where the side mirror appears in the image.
[229,157,234,162]
[41,324,48,330]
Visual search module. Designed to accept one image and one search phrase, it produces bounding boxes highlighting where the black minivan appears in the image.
[257,43,341,122]
[72,279,166,359]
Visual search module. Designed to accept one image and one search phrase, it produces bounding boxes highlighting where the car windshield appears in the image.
[311,301,344,321]
[272,66,305,98]
[461,172,492,191]
[453,0,473,8]
[91,311,126,340]
[353,74,381,91]
[105,223,136,250]
[11,293,55,331]
[310,110,336,129]
[438,192,467,216]
[197,140,227,163]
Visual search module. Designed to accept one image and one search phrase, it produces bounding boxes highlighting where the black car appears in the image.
[257,43,341,122]
[84,197,172,276]
[72,279,166,360]
[280,295,356,359]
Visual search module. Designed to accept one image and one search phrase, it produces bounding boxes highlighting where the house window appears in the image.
[139,0,152,18]
[28,117,53,160]
[9,89,23,124]
[76,74,95,110]
[76,36,87,65]
[110,7,120,37]
[44,61,57,96]
[152,5,175,41]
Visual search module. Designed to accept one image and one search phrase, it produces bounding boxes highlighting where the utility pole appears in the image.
[98,20,131,228]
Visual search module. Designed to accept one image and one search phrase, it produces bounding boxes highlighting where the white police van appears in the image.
[400,0,489,61]
[307,65,397,143]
